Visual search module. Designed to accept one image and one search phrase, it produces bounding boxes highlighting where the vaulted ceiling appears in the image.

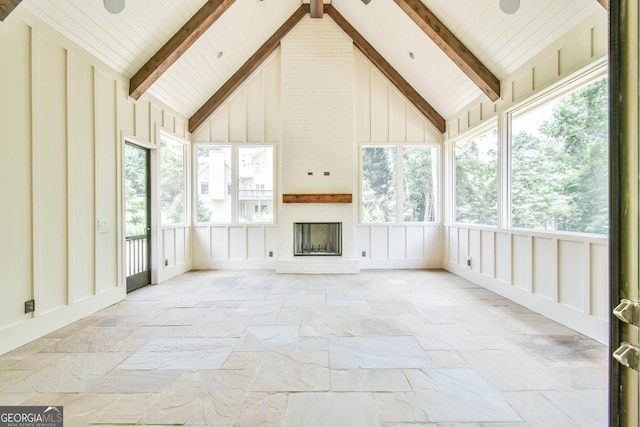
[15,0,606,133]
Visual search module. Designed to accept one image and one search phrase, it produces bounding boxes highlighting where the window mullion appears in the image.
[397,145,403,223]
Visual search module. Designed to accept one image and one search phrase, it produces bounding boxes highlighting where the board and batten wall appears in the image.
[0,9,191,354]
[191,16,442,270]
[443,10,609,343]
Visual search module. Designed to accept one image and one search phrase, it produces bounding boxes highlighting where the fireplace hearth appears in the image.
[294,222,342,256]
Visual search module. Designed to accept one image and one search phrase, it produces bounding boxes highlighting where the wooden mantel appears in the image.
[283,194,352,204]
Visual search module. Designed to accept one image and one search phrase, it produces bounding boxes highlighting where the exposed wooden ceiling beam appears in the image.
[189,5,309,133]
[326,5,446,133]
[0,0,22,21]
[310,0,323,18]
[596,0,609,10]
[393,0,501,102]
[129,0,236,100]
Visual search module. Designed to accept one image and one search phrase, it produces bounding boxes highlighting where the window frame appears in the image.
[505,66,609,236]
[359,144,440,224]
[451,123,499,227]
[193,143,276,225]
[159,130,189,226]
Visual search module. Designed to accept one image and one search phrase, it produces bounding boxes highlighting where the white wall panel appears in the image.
[371,226,389,259]
[355,51,371,143]
[266,226,280,259]
[163,228,176,266]
[533,237,556,300]
[512,235,532,292]
[407,226,425,259]
[389,89,406,142]
[34,34,69,313]
[176,227,186,265]
[246,74,264,143]
[229,91,246,143]
[356,226,371,259]
[469,229,481,272]
[68,54,96,302]
[264,52,281,143]
[457,228,469,267]
[370,71,389,143]
[95,70,118,294]
[424,226,441,264]
[229,226,247,259]
[590,243,609,320]
[481,230,495,277]
[389,226,406,259]
[194,226,211,260]
[558,240,585,311]
[0,18,34,328]
[449,227,459,264]
[247,227,266,260]
[406,107,424,142]
[211,227,228,260]
[495,232,511,283]
[134,101,150,142]
[211,106,228,142]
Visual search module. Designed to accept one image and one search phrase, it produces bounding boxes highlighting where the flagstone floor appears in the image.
[0,269,608,426]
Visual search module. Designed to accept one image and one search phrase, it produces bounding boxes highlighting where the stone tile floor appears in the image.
[0,270,608,426]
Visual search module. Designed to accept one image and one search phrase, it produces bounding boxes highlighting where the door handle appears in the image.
[613,342,640,371]
[613,299,640,326]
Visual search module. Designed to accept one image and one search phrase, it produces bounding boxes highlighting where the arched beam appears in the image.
[393,0,501,102]
[0,0,22,21]
[129,0,236,100]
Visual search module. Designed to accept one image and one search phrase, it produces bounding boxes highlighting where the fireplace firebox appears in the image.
[293,222,342,256]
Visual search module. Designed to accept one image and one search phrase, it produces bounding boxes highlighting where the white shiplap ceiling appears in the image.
[20,0,606,125]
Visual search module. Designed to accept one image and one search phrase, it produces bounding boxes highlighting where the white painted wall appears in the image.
[443,11,609,343]
[0,9,191,354]
[191,16,443,272]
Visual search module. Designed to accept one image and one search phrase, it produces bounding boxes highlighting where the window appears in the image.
[196,145,274,224]
[454,128,498,225]
[200,181,209,195]
[160,135,186,225]
[361,145,438,223]
[510,76,608,234]
[238,146,273,223]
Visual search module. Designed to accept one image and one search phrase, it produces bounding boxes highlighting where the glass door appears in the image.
[125,143,151,293]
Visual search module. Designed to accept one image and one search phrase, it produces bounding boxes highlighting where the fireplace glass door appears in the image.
[294,222,342,256]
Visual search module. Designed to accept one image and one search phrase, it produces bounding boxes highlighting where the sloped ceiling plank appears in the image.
[129,0,236,100]
[189,4,308,133]
[326,5,446,133]
[0,0,21,21]
[393,0,501,102]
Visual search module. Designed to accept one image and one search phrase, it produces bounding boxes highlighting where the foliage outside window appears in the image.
[455,128,498,225]
[361,146,438,223]
[403,147,437,222]
[160,136,186,225]
[510,76,608,234]
[196,145,274,224]
[124,144,148,237]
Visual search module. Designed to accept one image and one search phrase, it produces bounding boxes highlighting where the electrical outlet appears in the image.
[268,251,273,257]
[165,259,169,267]
[467,257,472,267]
[25,299,35,314]
[362,251,367,257]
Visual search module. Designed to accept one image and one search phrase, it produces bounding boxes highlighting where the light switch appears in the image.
[98,218,109,232]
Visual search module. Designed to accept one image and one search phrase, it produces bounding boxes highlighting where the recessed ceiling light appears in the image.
[499,0,520,14]
[409,52,415,59]
[103,0,125,14]
[361,0,372,4]
[216,51,224,59]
